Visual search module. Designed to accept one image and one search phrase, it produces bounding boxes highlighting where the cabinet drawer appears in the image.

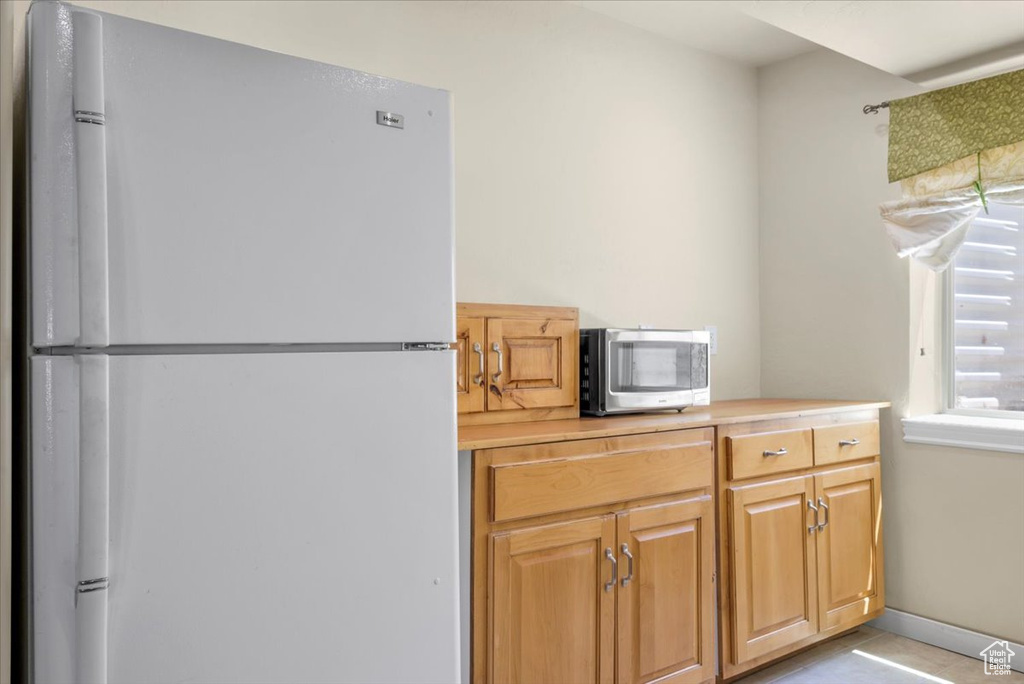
[813,421,880,465]
[728,428,813,480]
[490,429,713,522]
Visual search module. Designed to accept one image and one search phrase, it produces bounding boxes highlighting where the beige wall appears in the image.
[759,49,1024,643]
[8,0,762,398]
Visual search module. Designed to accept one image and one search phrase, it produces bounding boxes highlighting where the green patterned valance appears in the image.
[887,69,1024,182]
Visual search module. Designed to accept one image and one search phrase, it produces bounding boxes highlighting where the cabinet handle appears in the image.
[839,438,860,447]
[472,343,485,386]
[763,447,788,457]
[604,548,617,593]
[620,543,634,588]
[491,342,504,382]
[818,496,829,531]
[807,499,819,534]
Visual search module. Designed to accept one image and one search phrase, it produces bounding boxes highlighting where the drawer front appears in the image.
[491,429,713,522]
[813,421,880,465]
[728,428,813,480]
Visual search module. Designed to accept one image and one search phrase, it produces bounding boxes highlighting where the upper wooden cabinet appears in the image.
[456,316,486,415]
[456,303,579,426]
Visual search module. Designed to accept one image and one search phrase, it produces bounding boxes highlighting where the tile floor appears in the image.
[735,626,1024,684]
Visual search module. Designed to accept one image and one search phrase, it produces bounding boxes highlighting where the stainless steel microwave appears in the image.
[580,329,710,415]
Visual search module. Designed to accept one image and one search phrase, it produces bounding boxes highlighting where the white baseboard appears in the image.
[869,608,1023,674]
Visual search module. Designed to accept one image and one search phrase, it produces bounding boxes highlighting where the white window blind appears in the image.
[949,202,1024,413]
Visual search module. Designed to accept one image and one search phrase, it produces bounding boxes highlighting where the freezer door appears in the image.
[32,351,460,684]
[30,3,454,347]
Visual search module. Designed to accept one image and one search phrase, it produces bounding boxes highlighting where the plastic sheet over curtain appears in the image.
[880,141,1024,270]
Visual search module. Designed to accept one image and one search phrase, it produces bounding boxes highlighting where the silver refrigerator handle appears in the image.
[76,354,110,683]
[73,9,110,348]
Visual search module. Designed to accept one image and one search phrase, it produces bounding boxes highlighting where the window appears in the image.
[946,201,1024,417]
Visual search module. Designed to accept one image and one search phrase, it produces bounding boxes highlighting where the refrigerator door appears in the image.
[33,351,460,684]
[30,3,454,347]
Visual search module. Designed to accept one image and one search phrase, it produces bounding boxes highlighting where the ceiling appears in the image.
[575,0,1024,85]
[573,1,819,67]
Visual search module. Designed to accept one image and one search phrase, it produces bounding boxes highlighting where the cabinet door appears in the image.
[729,476,818,664]
[617,497,715,684]
[486,317,576,412]
[815,463,885,631]
[455,316,485,414]
[491,516,616,684]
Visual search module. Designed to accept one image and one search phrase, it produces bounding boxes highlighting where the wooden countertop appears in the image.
[457,398,890,451]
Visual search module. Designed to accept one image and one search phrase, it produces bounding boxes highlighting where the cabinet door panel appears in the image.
[487,317,576,411]
[455,316,485,414]
[815,463,884,630]
[729,476,818,664]
[618,497,714,684]
[491,516,615,684]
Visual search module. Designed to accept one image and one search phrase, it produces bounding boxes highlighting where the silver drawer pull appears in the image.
[818,496,830,531]
[472,342,485,386]
[491,342,504,382]
[620,543,634,588]
[763,447,788,457]
[839,438,861,447]
[807,499,819,534]
[604,548,617,593]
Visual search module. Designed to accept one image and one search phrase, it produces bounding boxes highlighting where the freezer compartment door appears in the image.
[32,351,460,683]
[30,3,454,347]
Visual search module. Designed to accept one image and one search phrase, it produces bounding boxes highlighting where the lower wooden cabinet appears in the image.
[815,463,885,631]
[491,516,616,684]
[466,403,887,684]
[728,476,819,663]
[617,497,715,684]
[475,429,715,684]
[718,413,885,679]
[490,497,715,684]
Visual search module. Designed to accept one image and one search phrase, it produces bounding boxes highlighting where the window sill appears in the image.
[902,414,1024,454]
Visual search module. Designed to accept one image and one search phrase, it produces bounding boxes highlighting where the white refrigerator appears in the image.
[28,3,460,683]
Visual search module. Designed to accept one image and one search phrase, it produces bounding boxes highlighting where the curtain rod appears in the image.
[863,101,890,115]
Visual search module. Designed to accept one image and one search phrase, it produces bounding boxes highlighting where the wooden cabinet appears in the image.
[617,497,715,684]
[491,516,616,684]
[460,399,888,684]
[815,462,884,631]
[456,303,579,426]
[812,422,880,466]
[728,476,819,663]
[486,316,576,413]
[475,429,716,684]
[456,316,486,414]
[727,428,813,480]
[717,411,885,680]
[489,499,715,684]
